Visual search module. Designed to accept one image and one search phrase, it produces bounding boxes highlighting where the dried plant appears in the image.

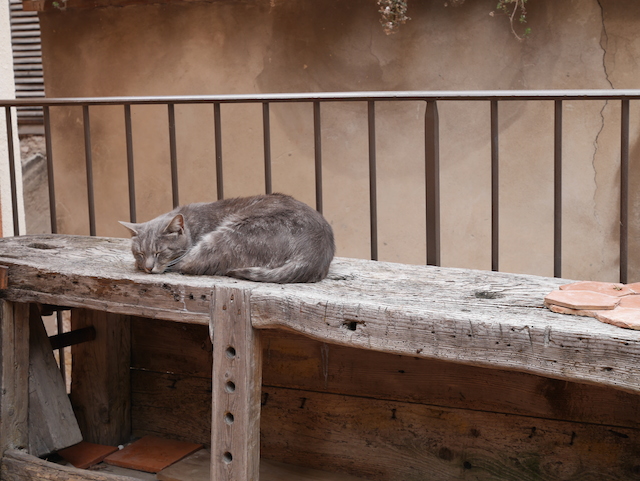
[379,0,531,40]
[377,0,410,35]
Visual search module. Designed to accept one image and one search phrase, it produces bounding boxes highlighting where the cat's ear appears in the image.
[119,221,139,237]
[163,214,185,235]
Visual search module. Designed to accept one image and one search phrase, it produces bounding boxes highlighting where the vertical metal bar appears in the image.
[56,311,66,385]
[262,102,272,195]
[214,102,224,200]
[620,99,630,284]
[43,106,58,233]
[82,105,96,236]
[313,101,323,214]
[367,101,378,261]
[5,107,19,236]
[124,104,137,223]
[168,103,179,208]
[554,100,562,278]
[425,100,441,267]
[491,100,499,272]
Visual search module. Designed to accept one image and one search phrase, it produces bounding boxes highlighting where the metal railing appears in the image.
[1,90,638,282]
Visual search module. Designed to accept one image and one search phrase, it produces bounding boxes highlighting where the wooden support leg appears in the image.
[69,309,131,446]
[210,287,262,481]
[28,304,82,456]
[0,301,29,454]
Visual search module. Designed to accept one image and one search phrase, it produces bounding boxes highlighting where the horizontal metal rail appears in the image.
[1,90,636,283]
[2,89,640,107]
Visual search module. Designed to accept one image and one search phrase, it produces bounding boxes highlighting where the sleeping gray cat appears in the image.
[119,193,335,283]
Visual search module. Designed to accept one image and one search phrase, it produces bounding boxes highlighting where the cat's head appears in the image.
[119,214,190,274]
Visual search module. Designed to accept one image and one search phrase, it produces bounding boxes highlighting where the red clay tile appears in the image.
[559,281,634,297]
[544,290,620,310]
[544,302,598,318]
[626,282,640,294]
[595,307,640,330]
[104,436,203,473]
[58,441,119,469]
[619,296,640,309]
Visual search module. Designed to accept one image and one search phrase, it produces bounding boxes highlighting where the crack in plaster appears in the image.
[596,0,614,89]
[591,0,614,234]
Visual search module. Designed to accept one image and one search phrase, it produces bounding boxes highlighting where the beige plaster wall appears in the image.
[0,0,24,236]
[37,0,640,281]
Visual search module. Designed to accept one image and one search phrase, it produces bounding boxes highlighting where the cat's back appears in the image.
[179,194,330,238]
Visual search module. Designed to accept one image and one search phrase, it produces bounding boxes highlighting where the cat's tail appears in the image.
[227,261,328,284]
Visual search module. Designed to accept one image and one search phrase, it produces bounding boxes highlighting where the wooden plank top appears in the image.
[1,234,639,393]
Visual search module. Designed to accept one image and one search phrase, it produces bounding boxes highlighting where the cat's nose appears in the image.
[144,258,155,273]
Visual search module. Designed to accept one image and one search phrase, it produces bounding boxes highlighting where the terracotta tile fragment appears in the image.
[595,307,640,330]
[626,282,640,294]
[104,435,203,473]
[544,290,620,310]
[544,302,598,318]
[619,296,640,309]
[559,281,634,297]
[58,441,119,469]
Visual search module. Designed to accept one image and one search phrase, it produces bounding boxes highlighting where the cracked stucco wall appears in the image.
[37,0,640,281]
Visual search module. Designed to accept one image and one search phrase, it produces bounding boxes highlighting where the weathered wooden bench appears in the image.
[0,234,639,480]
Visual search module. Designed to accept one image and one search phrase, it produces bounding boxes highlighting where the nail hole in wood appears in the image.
[225,381,236,393]
[223,452,233,464]
[344,321,358,331]
[224,412,234,425]
[226,346,236,359]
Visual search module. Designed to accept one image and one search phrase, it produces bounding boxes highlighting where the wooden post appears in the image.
[69,309,131,446]
[0,301,29,454]
[210,287,262,481]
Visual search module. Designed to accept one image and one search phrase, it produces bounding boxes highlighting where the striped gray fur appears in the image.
[119,194,335,283]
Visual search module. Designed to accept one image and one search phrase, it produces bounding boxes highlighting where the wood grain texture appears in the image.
[210,287,262,481]
[131,370,211,444]
[131,370,640,481]
[70,309,131,446]
[0,449,139,481]
[260,386,640,481]
[260,330,640,430]
[131,317,212,378]
[130,320,640,431]
[0,301,29,453]
[1,235,639,393]
[28,305,82,456]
